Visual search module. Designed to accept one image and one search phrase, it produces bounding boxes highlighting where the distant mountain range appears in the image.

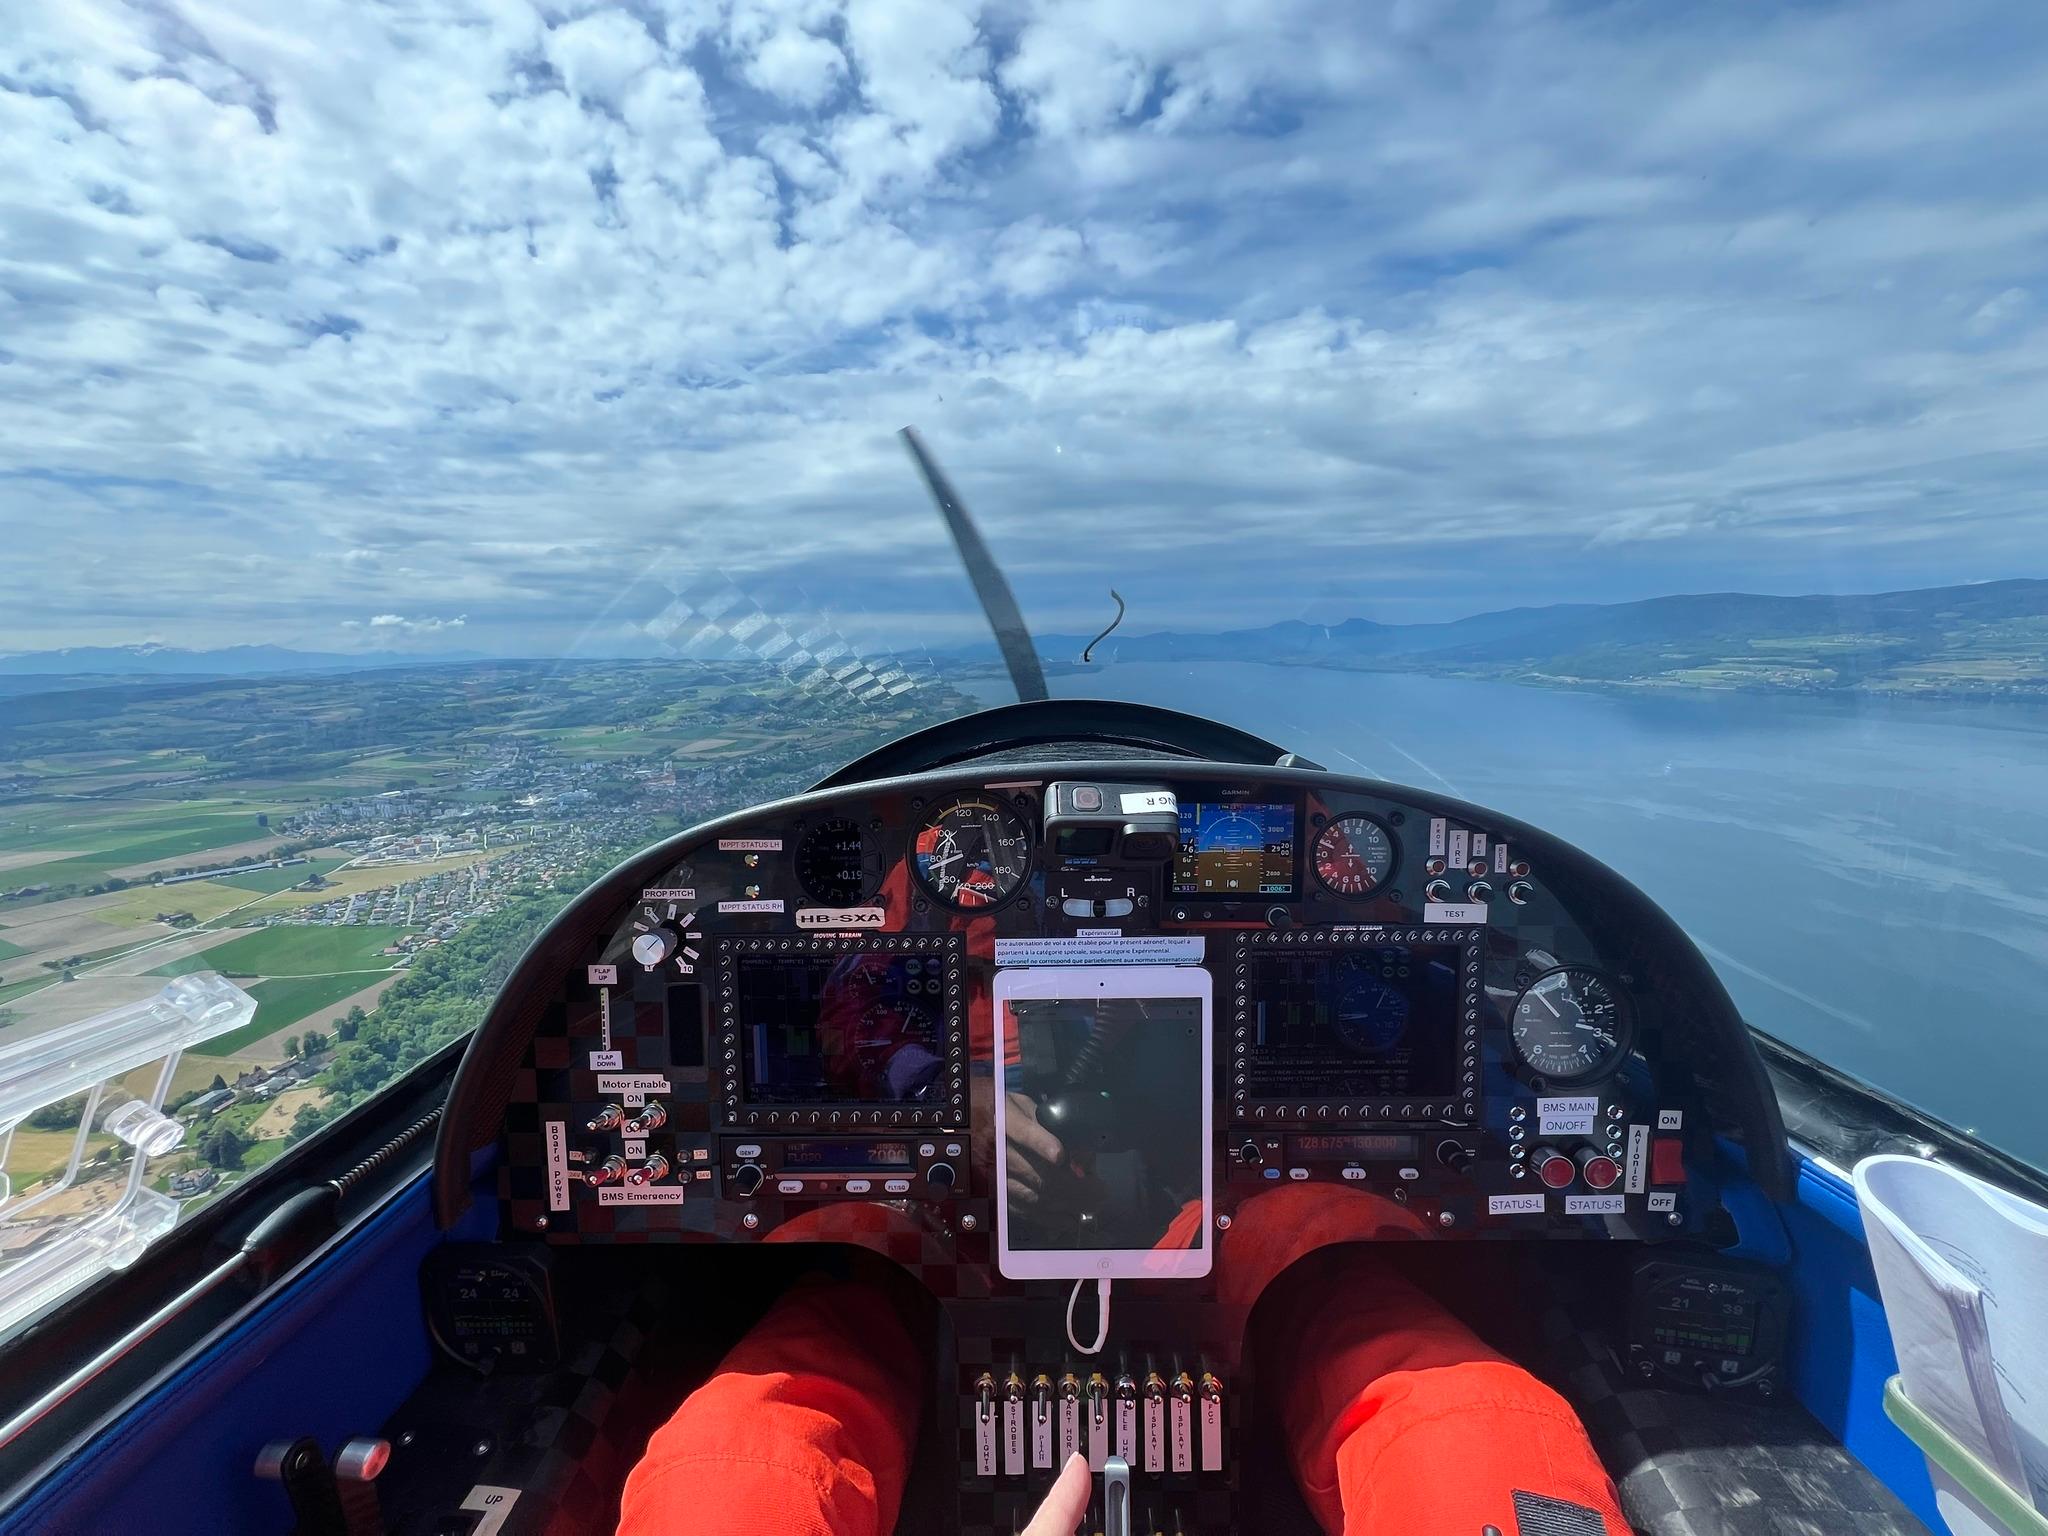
[3,578,2043,702]
[1027,577,2048,700]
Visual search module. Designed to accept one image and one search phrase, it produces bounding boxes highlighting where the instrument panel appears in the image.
[436,748,1788,1534]
[462,761,1781,1264]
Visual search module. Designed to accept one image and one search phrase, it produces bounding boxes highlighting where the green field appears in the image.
[0,937,25,960]
[216,858,346,895]
[0,802,287,892]
[149,924,407,981]
[194,974,388,1055]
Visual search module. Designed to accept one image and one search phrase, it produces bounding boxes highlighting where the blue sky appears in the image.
[3,0,2046,657]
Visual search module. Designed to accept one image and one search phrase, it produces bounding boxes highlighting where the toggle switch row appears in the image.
[972,1365,1224,1481]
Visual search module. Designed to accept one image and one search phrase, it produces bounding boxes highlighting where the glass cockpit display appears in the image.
[1172,801,1296,897]
[1244,944,1459,1101]
[735,951,947,1104]
[993,968,1212,1277]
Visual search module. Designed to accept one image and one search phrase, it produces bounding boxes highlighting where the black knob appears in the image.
[730,1162,764,1197]
[1436,1140,1476,1173]
[1238,1141,1264,1166]
[1266,905,1290,929]
[927,1161,956,1195]
[1424,879,1452,903]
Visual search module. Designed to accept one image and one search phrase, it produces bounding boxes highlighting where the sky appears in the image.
[3,0,2047,658]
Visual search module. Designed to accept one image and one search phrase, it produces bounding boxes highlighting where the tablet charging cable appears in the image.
[1066,1276,1111,1355]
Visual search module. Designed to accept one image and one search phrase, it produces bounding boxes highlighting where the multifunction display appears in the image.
[735,950,949,1105]
[1244,944,1459,1100]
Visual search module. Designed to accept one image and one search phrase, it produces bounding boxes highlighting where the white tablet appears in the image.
[992,965,1213,1281]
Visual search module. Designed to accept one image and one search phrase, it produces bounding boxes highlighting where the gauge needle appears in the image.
[1537,991,1562,1018]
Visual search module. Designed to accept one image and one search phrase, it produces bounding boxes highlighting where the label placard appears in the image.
[1002,1400,1025,1476]
[1657,1109,1683,1130]
[975,1407,998,1477]
[588,1050,623,1070]
[640,887,696,901]
[1424,903,1487,925]
[458,1487,521,1536]
[1115,1400,1138,1463]
[1625,1123,1651,1193]
[1536,1095,1599,1136]
[1494,842,1509,874]
[597,1073,670,1095]
[795,906,885,929]
[1566,1194,1625,1215]
[544,1121,569,1212]
[716,898,784,914]
[1448,829,1469,866]
[1119,790,1177,814]
[1429,817,1447,856]
[586,964,618,986]
[1647,1192,1678,1213]
[1143,1397,1166,1473]
[1199,1396,1224,1472]
[1489,1193,1547,1215]
[717,837,781,852]
[596,1186,687,1205]
[1030,1399,1053,1469]
[1058,1397,1081,1467]
[993,935,1204,966]
[1169,1397,1193,1472]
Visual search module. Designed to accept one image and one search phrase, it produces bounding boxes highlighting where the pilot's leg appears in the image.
[1272,1253,1629,1535]
[616,1276,922,1536]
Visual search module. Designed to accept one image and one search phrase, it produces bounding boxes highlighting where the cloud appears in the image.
[343,614,467,633]
[2,0,2047,655]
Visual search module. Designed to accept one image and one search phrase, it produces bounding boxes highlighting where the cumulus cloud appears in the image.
[1,0,2046,654]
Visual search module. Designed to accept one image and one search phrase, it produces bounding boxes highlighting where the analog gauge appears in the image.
[1512,968,1630,1081]
[1333,965,1410,1054]
[1313,815,1397,897]
[912,795,1032,910]
[796,817,868,905]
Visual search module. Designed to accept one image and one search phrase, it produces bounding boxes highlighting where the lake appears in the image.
[967,662,2048,1172]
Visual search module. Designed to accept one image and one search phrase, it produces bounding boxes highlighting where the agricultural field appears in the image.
[148,923,408,982]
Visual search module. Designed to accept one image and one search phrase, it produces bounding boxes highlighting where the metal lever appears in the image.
[333,1437,390,1536]
[255,1437,346,1536]
[1102,1454,1132,1536]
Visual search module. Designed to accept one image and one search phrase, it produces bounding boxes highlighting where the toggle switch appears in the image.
[972,1373,997,1478]
[624,1153,669,1186]
[1114,1373,1138,1466]
[622,1101,667,1135]
[1031,1374,1054,1469]
[1141,1371,1166,1474]
[1087,1373,1110,1470]
[1058,1373,1082,1467]
[1002,1373,1026,1477]
[1169,1371,1194,1473]
[584,1155,627,1187]
[584,1104,624,1132]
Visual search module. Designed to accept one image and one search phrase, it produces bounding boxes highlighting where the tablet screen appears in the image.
[999,993,1206,1255]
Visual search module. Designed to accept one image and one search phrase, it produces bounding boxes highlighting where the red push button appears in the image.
[1531,1146,1576,1189]
[1578,1151,1621,1191]
[1651,1136,1687,1185]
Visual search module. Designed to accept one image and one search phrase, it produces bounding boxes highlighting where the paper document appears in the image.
[1855,1154,2048,1533]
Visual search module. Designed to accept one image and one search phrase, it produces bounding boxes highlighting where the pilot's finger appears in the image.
[1006,1101,1064,1164]
[1019,1452,1091,1535]
[1006,1142,1045,1198]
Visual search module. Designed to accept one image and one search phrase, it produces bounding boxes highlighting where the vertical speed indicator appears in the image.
[911,795,1032,910]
